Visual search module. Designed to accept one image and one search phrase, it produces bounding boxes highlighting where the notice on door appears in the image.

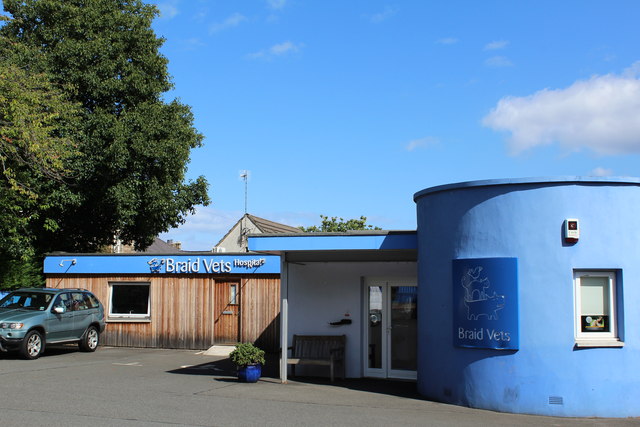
[452,257,519,350]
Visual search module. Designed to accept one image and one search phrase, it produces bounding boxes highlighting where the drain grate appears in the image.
[549,396,564,405]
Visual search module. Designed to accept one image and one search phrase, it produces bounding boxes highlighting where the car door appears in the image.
[46,293,75,341]
[69,292,92,338]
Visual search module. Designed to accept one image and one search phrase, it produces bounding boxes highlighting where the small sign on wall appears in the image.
[452,257,519,350]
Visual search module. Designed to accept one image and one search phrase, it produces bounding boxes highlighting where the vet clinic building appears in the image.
[43,253,281,351]
[249,177,640,418]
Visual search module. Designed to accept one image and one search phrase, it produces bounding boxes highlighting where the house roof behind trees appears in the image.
[143,237,183,254]
[247,214,302,234]
[214,213,302,252]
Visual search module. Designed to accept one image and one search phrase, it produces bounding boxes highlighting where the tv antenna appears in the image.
[239,170,250,214]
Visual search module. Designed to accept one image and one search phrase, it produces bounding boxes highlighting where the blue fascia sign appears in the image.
[44,254,280,275]
[452,257,519,350]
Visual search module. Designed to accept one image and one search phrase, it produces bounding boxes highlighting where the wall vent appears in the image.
[548,396,564,405]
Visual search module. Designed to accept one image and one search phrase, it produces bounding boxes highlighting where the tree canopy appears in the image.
[0,33,82,259]
[299,215,381,233]
[0,0,209,258]
[0,0,209,287]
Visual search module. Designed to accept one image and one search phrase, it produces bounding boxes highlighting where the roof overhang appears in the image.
[248,230,418,262]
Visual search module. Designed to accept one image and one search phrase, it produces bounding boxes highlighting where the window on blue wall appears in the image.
[574,271,621,345]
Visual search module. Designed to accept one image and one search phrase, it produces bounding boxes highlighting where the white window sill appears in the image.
[106,318,151,323]
[575,339,624,348]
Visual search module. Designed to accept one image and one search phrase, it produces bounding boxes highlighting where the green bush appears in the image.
[229,342,265,367]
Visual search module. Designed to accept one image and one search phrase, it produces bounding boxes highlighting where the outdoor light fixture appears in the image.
[59,259,77,267]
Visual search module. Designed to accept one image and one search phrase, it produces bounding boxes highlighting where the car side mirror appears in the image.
[53,306,65,314]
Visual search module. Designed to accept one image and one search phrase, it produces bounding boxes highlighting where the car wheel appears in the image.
[79,326,99,352]
[20,330,45,360]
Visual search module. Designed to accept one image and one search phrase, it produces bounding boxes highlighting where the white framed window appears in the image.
[108,282,151,321]
[574,271,622,347]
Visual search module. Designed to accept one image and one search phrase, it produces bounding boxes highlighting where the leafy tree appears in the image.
[0,0,210,254]
[0,256,45,290]
[0,32,82,264]
[300,215,381,232]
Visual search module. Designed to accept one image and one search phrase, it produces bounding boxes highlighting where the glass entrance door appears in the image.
[364,279,417,380]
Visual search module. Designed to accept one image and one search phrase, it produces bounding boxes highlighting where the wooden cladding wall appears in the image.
[45,274,280,351]
[240,276,280,351]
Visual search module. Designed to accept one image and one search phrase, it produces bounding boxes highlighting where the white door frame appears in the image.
[363,277,417,380]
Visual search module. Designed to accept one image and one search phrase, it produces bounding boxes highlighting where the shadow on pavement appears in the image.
[167,352,280,379]
[167,352,423,401]
[0,344,85,360]
[288,377,422,400]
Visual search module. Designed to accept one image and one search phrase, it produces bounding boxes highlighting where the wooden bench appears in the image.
[286,335,346,382]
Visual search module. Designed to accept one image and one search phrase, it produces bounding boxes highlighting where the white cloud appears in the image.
[405,136,439,151]
[436,37,458,45]
[369,6,397,24]
[193,7,209,22]
[484,40,509,50]
[271,41,298,54]
[182,38,205,50]
[590,167,614,176]
[156,1,179,19]
[483,62,640,155]
[209,13,246,33]
[246,41,303,60]
[160,207,241,251]
[267,0,287,10]
[485,56,513,67]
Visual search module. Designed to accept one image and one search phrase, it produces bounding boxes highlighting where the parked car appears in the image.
[0,288,106,359]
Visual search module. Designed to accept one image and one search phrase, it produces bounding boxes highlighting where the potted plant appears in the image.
[229,342,265,383]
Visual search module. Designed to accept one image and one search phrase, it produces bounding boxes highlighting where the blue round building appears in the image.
[413,177,640,417]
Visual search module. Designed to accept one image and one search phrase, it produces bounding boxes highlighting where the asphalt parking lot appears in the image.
[0,345,637,427]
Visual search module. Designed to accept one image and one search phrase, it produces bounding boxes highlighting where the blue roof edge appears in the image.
[248,231,418,252]
[414,176,640,201]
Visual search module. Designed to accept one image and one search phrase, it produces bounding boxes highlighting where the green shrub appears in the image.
[229,342,265,366]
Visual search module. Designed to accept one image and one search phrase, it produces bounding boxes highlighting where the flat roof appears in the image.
[248,230,417,251]
[247,231,418,262]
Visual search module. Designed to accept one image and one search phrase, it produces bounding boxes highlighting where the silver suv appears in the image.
[0,288,106,359]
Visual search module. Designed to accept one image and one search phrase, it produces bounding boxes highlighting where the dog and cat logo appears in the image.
[454,258,518,349]
[461,266,505,320]
[147,258,165,273]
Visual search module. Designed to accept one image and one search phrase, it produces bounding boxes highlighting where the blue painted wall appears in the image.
[414,177,640,417]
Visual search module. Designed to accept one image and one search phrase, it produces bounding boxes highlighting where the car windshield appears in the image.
[0,292,53,311]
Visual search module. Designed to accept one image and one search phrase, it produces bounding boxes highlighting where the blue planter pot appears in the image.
[237,364,262,383]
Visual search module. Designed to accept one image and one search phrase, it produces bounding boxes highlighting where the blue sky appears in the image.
[150,0,640,250]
